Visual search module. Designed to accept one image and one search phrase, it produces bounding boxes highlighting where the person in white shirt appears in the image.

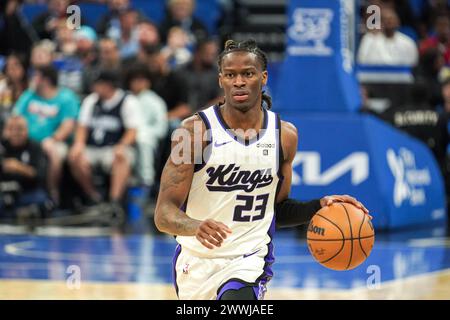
[358,8,418,66]
[125,64,168,188]
[68,70,141,206]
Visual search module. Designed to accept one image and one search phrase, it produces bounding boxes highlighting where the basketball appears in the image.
[307,202,375,271]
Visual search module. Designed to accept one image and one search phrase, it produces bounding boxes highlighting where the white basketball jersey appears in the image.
[176,105,282,258]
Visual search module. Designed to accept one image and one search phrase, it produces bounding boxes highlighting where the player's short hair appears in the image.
[217,39,272,109]
[217,39,268,71]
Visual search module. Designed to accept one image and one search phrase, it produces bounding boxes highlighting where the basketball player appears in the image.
[155,40,370,300]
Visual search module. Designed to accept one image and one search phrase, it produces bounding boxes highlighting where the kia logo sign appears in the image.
[292,152,369,186]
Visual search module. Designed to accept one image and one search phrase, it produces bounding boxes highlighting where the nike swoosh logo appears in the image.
[243,249,261,258]
[214,140,232,147]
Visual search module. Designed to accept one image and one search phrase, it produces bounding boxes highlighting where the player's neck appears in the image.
[221,103,264,133]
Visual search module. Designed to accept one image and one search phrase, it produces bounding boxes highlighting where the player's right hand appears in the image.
[195,219,232,249]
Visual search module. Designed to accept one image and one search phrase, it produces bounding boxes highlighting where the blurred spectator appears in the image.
[436,78,450,201]
[142,44,191,122]
[137,20,160,48]
[162,26,192,68]
[358,8,418,66]
[0,53,29,121]
[0,0,37,56]
[129,20,161,65]
[159,0,208,46]
[125,64,168,188]
[97,0,130,37]
[30,40,56,69]
[415,48,446,107]
[419,0,450,36]
[54,21,77,57]
[82,38,122,95]
[419,14,450,64]
[32,0,72,40]
[0,115,48,214]
[56,25,98,94]
[368,0,417,32]
[74,26,98,67]
[68,70,140,207]
[116,8,140,59]
[14,65,79,204]
[177,39,222,111]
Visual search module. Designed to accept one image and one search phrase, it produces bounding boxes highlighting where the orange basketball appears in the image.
[307,202,375,271]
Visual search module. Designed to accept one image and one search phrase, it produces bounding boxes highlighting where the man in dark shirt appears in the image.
[159,0,208,46]
[178,39,222,112]
[142,44,191,123]
[0,115,48,212]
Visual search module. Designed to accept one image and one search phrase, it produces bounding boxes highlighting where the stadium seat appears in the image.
[20,3,47,24]
[131,0,166,24]
[77,2,109,28]
[193,0,221,35]
[408,0,426,18]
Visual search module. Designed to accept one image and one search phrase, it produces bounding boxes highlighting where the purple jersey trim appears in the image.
[172,245,182,297]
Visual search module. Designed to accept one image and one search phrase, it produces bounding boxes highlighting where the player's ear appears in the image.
[218,74,223,88]
[262,70,268,87]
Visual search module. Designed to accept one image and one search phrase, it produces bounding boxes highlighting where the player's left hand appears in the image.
[320,195,372,219]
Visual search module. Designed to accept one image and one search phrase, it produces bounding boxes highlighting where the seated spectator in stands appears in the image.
[130,20,161,65]
[177,39,222,111]
[30,40,56,69]
[138,20,161,48]
[0,53,29,120]
[57,26,98,95]
[14,65,79,204]
[162,26,193,68]
[82,38,122,95]
[159,0,208,46]
[142,44,191,123]
[0,0,37,56]
[97,0,130,37]
[368,0,417,34]
[54,21,77,57]
[74,26,98,68]
[435,78,450,202]
[419,0,450,37]
[125,64,167,189]
[32,0,71,40]
[116,8,141,60]
[419,14,450,65]
[358,8,418,66]
[68,70,140,208]
[0,116,48,213]
[415,48,446,107]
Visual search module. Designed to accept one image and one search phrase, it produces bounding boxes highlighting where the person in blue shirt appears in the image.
[14,65,79,204]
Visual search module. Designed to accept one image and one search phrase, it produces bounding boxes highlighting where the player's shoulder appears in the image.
[280,120,298,136]
[180,113,205,131]
[280,120,298,144]
[279,119,298,161]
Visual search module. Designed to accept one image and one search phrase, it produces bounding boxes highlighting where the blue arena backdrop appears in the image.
[268,0,447,230]
[282,113,446,230]
[275,0,361,113]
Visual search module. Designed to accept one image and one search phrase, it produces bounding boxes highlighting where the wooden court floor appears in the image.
[1,226,450,300]
[1,268,450,300]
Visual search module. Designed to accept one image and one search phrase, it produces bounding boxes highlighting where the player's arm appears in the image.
[154,115,232,248]
[275,121,369,228]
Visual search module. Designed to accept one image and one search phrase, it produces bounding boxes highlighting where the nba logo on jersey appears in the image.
[182,264,190,274]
